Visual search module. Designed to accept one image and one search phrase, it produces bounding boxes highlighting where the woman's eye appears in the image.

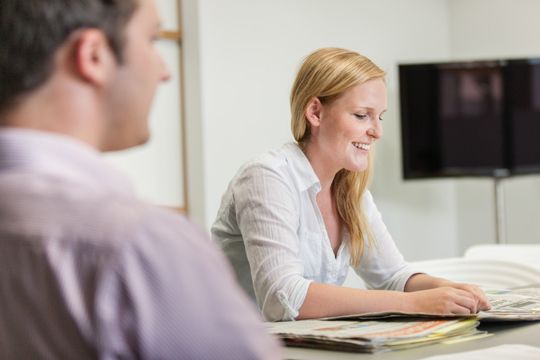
[354,113,368,120]
[379,116,384,121]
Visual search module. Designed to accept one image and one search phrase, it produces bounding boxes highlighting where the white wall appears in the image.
[139,0,540,260]
[182,0,462,260]
[448,0,540,251]
[106,0,540,262]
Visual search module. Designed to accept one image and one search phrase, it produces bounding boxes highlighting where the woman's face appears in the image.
[307,78,387,174]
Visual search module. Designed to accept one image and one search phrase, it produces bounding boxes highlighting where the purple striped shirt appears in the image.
[0,128,282,359]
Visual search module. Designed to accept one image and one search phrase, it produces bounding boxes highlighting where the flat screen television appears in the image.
[398,58,540,179]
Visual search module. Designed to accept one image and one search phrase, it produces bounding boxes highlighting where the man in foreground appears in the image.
[0,0,281,358]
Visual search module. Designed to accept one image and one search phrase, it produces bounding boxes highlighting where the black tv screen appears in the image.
[399,58,540,179]
[506,59,540,174]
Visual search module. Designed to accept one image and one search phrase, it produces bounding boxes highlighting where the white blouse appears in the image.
[212,142,416,321]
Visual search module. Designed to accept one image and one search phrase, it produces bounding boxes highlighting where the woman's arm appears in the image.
[297,278,490,320]
[233,164,310,321]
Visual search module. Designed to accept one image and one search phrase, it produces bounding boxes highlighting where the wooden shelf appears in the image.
[159,30,182,42]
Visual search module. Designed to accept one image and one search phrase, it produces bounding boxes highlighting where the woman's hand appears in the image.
[443,282,491,311]
[405,286,489,315]
[404,273,491,315]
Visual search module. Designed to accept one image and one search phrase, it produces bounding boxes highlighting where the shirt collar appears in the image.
[0,128,134,196]
[282,142,321,193]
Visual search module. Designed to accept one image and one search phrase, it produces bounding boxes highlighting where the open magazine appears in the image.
[480,287,540,321]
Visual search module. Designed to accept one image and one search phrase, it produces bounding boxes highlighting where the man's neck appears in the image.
[2,78,106,151]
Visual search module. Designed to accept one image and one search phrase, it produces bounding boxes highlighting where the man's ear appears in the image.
[304,97,323,128]
[73,29,116,85]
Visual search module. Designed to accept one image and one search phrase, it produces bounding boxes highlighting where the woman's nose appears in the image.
[368,121,382,139]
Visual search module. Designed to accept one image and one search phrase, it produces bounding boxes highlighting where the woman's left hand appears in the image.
[442,282,491,312]
[405,274,491,313]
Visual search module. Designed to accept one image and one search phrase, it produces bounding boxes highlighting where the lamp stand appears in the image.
[493,175,507,244]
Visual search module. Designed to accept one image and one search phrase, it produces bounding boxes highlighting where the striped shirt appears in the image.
[0,128,281,359]
[212,142,416,321]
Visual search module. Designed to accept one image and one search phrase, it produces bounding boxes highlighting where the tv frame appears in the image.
[398,57,540,180]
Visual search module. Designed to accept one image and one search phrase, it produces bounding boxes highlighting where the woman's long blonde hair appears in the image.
[290,48,385,267]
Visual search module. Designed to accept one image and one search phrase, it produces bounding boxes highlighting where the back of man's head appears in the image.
[0,0,138,117]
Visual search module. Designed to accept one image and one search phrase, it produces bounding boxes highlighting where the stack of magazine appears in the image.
[268,317,483,353]
[268,287,540,353]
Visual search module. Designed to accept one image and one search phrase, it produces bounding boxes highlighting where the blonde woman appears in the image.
[212,48,490,322]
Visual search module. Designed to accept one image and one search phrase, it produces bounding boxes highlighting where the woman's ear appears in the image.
[304,97,323,128]
[73,29,116,86]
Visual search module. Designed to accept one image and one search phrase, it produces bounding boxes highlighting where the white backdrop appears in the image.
[181,0,540,260]
[103,0,540,259]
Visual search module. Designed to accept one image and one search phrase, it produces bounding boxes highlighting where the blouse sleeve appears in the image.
[233,163,313,321]
[353,191,418,291]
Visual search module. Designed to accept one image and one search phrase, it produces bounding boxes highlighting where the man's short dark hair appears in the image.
[0,0,139,115]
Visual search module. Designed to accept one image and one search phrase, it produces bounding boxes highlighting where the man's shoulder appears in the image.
[73,196,207,252]
[0,175,204,252]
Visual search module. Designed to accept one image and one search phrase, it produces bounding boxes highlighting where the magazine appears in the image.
[322,287,540,322]
[480,287,540,321]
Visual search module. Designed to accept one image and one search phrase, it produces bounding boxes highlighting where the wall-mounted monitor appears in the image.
[399,58,540,179]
